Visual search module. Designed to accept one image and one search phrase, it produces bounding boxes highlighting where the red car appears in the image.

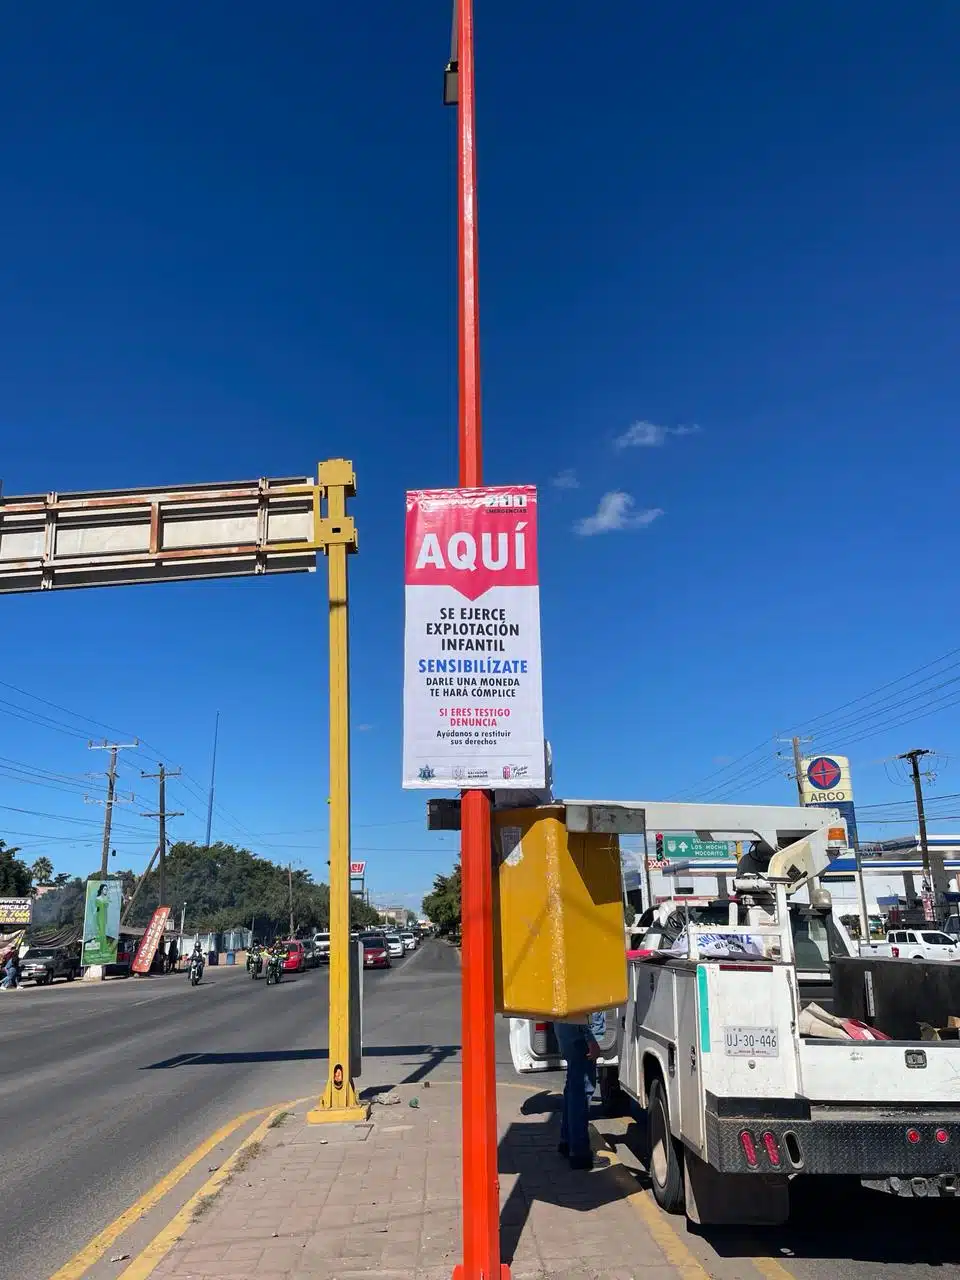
[282,940,306,972]
[360,932,391,969]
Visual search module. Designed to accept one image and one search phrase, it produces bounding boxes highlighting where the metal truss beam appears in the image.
[0,473,332,592]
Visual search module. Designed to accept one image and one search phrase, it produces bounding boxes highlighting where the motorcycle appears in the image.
[189,954,204,987]
[247,948,264,980]
[265,950,284,986]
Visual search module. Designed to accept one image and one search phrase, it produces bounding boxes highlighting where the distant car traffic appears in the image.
[360,932,391,969]
[314,932,330,964]
[400,931,418,952]
[300,938,320,968]
[282,940,306,972]
[383,933,404,959]
[21,948,79,986]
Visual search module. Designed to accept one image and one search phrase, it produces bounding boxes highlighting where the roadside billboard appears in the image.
[0,898,33,927]
[402,486,545,789]
[82,879,122,966]
[132,906,171,974]
[800,754,859,846]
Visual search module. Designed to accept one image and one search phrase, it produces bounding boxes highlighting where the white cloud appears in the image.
[550,468,580,490]
[615,420,701,449]
[356,723,374,732]
[574,492,664,536]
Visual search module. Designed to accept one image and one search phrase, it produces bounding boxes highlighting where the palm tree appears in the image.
[31,856,54,887]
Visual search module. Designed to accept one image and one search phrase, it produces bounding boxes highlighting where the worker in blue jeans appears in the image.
[555,1012,605,1170]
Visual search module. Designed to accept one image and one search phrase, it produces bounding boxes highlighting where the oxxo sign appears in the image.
[402,486,545,789]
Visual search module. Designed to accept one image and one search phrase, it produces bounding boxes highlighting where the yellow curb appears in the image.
[742,1255,797,1279]
[48,1110,259,1280]
[116,1102,293,1280]
[599,1144,712,1280]
[51,1095,314,1280]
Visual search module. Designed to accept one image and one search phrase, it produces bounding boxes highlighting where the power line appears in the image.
[674,644,960,800]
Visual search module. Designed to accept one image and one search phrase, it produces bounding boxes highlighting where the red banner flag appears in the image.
[132,906,171,975]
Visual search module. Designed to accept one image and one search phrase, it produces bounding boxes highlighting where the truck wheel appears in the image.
[648,1078,684,1213]
[66,970,74,981]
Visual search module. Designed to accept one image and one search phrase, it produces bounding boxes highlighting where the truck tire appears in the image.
[648,1078,684,1213]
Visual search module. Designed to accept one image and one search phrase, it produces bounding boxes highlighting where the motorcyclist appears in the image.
[266,939,285,982]
[189,940,204,980]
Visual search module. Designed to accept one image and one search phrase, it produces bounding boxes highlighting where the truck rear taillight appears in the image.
[906,1128,921,1145]
[739,1130,758,1167]
[936,1129,950,1145]
[532,1022,549,1055]
[762,1132,781,1166]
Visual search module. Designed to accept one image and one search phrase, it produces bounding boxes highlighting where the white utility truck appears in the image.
[564,800,960,1227]
[508,806,856,1110]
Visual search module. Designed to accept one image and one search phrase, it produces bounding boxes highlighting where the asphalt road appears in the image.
[5,941,960,1280]
[0,939,480,1280]
[592,1105,960,1280]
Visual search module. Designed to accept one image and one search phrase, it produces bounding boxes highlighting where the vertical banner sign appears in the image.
[82,879,122,966]
[402,486,545,789]
[132,905,171,974]
[800,754,859,847]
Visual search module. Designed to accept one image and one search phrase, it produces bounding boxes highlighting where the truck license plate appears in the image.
[723,1026,779,1057]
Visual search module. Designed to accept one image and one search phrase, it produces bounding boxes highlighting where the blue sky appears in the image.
[0,2,959,907]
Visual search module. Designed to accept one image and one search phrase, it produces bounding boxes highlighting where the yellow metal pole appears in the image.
[309,458,368,1124]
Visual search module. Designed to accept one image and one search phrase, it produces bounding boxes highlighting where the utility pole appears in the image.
[88,740,138,878]
[898,748,948,913]
[792,737,808,804]
[120,844,161,924]
[288,863,295,937]
[141,764,183,906]
[205,710,220,848]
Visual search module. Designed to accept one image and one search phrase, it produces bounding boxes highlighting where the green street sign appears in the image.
[663,834,732,859]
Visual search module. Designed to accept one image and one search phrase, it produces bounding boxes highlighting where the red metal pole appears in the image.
[454,2,504,1279]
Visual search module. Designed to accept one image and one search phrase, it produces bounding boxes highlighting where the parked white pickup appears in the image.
[861,929,960,961]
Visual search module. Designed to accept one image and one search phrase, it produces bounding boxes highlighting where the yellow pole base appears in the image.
[306,1078,370,1125]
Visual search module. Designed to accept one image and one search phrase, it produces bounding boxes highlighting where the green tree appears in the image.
[31,877,86,928]
[122,841,351,938]
[0,841,32,896]
[31,856,54,886]
[350,897,381,929]
[422,864,461,937]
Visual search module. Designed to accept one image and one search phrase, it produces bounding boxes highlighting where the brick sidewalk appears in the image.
[150,1082,685,1280]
